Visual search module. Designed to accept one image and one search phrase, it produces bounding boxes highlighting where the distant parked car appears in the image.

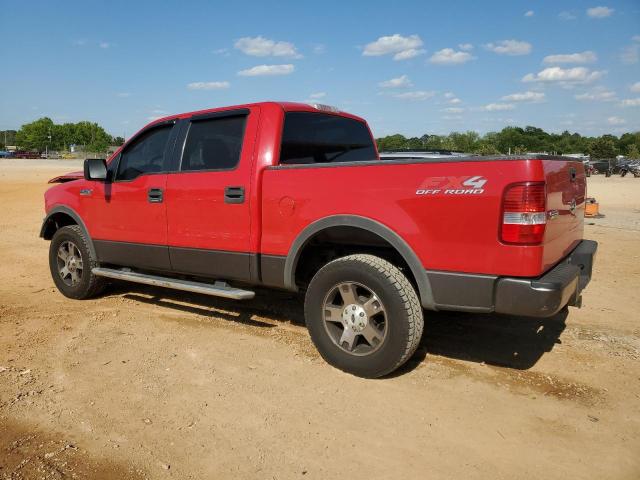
[618,160,640,178]
[41,151,62,159]
[14,150,40,159]
[0,150,12,158]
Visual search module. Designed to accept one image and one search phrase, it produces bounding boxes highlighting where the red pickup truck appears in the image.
[41,102,597,377]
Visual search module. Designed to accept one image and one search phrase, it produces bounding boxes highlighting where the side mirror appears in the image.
[84,158,108,181]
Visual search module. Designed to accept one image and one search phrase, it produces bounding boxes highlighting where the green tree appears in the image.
[15,118,115,153]
[589,137,617,159]
[15,117,55,151]
[627,144,640,159]
[376,134,407,151]
[0,130,17,149]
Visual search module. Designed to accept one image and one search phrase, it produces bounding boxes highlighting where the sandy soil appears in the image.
[1,159,639,480]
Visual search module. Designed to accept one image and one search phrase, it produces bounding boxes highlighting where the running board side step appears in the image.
[91,268,255,300]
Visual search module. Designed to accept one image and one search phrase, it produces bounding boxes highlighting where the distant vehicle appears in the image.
[618,160,640,178]
[14,150,40,159]
[0,150,12,158]
[380,150,473,160]
[41,151,62,159]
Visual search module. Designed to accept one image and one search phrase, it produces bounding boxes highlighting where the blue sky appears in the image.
[0,0,639,139]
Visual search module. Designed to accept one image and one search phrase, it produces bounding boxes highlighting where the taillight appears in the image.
[501,183,546,245]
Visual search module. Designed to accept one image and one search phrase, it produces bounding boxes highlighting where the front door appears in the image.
[165,108,258,281]
[87,121,176,271]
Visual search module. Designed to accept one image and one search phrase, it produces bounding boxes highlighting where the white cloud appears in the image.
[429,48,475,65]
[607,116,625,125]
[458,43,474,51]
[621,44,639,65]
[587,6,614,18]
[501,91,546,102]
[543,51,597,64]
[484,39,532,56]
[362,34,425,60]
[212,48,229,56]
[633,36,640,42]
[187,81,230,90]
[630,82,640,93]
[620,98,640,107]
[442,107,465,113]
[99,42,111,49]
[393,48,425,60]
[234,36,302,58]
[442,115,463,121]
[559,11,577,20]
[443,93,462,104]
[378,75,412,88]
[392,91,436,100]
[522,67,606,85]
[525,10,534,17]
[574,87,616,102]
[116,92,131,98]
[482,103,516,111]
[309,92,326,99]
[237,64,294,76]
[313,44,326,54]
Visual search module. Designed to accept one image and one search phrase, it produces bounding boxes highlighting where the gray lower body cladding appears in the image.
[426,240,597,318]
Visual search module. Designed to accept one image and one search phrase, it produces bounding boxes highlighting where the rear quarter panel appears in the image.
[260,159,552,277]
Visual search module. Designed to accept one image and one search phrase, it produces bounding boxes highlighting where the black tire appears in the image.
[304,254,424,378]
[49,225,105,299]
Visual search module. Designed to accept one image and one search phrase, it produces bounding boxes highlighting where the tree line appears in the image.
[376,127,640,159]
[1,117,124,153]
[3,118,640,160]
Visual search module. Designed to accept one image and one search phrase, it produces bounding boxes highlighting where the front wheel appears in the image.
[49,225,105,299]
[304,254,424,378]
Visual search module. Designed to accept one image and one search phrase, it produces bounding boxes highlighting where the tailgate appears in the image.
[541,159,586,272]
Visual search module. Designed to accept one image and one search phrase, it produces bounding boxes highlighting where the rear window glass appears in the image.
[181,115,246,171]
[279,112,376,165]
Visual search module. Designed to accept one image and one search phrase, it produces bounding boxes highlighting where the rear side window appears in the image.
[116,125,172,181]
[279,112,376,165]
[181,116,246,171]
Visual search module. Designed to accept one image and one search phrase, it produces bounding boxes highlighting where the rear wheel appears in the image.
[49,225,105,299]
[304,254,424,378]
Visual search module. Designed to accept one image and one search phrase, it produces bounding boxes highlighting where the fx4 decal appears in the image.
[416,176,487,195]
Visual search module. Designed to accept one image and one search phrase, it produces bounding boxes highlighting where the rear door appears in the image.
[87,120,177,270]
[164,108,259,281]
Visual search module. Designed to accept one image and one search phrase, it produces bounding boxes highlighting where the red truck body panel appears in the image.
[260,158,585,278]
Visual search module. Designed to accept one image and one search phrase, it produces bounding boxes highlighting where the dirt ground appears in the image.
[1,159,639,480]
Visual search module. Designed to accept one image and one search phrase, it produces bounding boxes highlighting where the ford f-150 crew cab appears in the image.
[41,102,597,378]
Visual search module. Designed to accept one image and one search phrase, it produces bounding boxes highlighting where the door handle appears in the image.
[148,188,164,203]
[224,186,245,204]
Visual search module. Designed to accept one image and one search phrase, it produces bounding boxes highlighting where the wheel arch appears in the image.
[284,215,435,310]
[40,206,97,258]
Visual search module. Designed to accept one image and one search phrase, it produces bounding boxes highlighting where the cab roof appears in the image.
[149,101,367,126]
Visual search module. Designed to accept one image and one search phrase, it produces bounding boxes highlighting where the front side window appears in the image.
[116,126,172,181]
[279,112,377,165]
[181,116,246,171]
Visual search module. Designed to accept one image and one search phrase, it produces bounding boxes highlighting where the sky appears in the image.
[0,0,639,139]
